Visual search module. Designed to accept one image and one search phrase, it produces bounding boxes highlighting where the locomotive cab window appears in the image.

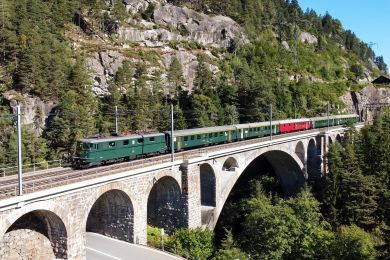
[123,140,129,146]
[109,141,116,147]
[82,143,91,150]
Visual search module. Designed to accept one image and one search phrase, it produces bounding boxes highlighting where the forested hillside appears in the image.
[0,0,388,164]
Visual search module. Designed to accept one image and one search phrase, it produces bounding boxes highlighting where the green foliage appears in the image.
[167,58,185,97]
[169,228,214,260]
[141,4,155,21]
[334,225,376,260]
[213,247,248,260]
[44,90,98,160]
[350,63,364,79]
[237,187,336,260]
[147,225,169,249]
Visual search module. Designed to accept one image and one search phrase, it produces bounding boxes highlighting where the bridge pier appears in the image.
[180,162,202,228]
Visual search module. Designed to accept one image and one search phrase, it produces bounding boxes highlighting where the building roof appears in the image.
[372,75,390,84]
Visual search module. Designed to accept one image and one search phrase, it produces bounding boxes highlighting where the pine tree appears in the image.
[167,57,185,98]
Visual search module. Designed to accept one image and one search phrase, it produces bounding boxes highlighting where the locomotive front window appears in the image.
[82,143,91,150]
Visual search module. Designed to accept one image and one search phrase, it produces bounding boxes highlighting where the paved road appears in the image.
[86,232,183,260]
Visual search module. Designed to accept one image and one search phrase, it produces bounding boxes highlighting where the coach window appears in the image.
[184,136,188,142]
[109,141,116,148]
[137,138,143,144]
[150,137,155,142]
[123,140,129,146]
[191,136,195,140]
[197,135,201,140]
[94,144,99,150]
[214,133,218,137]
[209,133,213,138]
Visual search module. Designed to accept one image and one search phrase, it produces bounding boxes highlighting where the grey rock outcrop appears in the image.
[162,50,219,91]
[281,41,290,51]
[123,0,163,13]
[85,50,125,96]
[2,90,56,134]
[118,27,182,47]
[299,31,318,45]
[154,4,248,49]
[340,86,390,121]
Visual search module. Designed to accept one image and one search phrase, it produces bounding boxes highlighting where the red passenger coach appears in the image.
[279,119,311,133]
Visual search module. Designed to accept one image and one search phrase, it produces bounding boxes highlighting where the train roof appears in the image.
[165,125,236,136]
[310,114,358,121]
[80,133,164,143]
[278,118,311,124]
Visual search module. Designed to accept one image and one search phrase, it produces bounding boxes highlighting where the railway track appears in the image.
[0,125,353,200]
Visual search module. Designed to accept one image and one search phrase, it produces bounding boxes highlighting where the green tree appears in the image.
[169,228,214,260]
[239,196,300,259]
[44,90,97,160]
[333,225,376,260]
[167,58,185,98]
[213,228,248,259]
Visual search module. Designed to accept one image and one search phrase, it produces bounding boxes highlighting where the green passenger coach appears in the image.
[165,125,236,151]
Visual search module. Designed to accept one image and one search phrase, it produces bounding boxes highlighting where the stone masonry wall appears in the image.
[0,229,56,260]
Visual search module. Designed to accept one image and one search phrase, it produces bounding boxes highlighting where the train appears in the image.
[72,114,359,168]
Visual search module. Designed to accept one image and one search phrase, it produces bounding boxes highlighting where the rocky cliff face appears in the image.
[84,0,246,96]
[2,90,56,134]
[341,86,390,121]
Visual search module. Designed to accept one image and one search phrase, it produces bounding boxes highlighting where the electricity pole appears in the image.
[115,106,118,134]
[170,104,174,162]
[327,102,330,132]
[16,105,23,196]
[270,104,273,141]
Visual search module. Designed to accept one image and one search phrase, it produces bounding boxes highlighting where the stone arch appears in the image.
[147,176,184,234]
[214,149,305,231]
[86,189,134,242]
[222,157,239,171]
[295,141,305,164]
[200,163,216,207]
[260,150,306,197]
[1,210,67,259]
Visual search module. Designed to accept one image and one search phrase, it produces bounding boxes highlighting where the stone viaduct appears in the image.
[0,127,350,259]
